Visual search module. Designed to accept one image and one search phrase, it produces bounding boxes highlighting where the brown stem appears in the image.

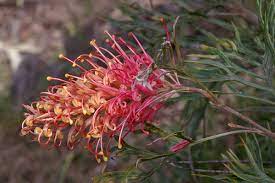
[227,122,263,133]
[175,86,275,139]
[193,169,230,174]
[178,159,272,164]
[221,105,275,139]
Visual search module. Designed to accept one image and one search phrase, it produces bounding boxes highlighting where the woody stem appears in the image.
[174,86,275,139]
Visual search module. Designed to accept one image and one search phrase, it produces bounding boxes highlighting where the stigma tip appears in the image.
[58,54,64,59]
[90,39,96,46]
[46,76,53,81]
[118,143,122,149]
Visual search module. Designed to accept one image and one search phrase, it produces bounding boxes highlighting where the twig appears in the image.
[221,105,275,138]
[227,122,263,133]
[193,169,231,174]
[177,159,272,164]
[188,148,199,183]
[174,86,275,139]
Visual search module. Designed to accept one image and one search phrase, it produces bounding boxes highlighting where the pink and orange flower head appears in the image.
[20,31,178,162]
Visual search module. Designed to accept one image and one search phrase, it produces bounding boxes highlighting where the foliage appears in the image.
[220,136,275,182]
[95,0,275,182]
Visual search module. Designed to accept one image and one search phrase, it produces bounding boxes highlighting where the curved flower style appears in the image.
[20,31,179,162]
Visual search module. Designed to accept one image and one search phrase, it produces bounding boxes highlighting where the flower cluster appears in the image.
[20,31,179,162]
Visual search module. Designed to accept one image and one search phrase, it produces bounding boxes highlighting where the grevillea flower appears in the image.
[20,31,180,162]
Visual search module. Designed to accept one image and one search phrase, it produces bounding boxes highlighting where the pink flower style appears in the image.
[169,140,190,153]
[20,31,181,163]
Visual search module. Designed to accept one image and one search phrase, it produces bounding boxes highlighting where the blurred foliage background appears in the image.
[0,0,274,182]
